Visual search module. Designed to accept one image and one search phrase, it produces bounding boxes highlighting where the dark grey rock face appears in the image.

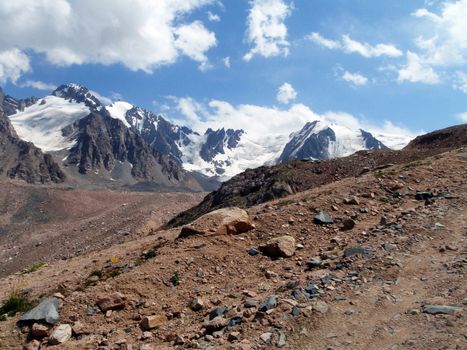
[123,106,195,163]
[0,93,65,184]
[278,121,388,163]
[0,87,37,116]
[278,121,336,163]
[360,129,388,150]
[63,109,185,184]
[200,128,244,162]
[52,83,101,109]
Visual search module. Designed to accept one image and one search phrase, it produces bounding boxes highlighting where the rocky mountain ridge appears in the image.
[3,83,394,186]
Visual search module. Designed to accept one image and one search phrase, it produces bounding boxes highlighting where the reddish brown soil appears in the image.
[0,149,465,349]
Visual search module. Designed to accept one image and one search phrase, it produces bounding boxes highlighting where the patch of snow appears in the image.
[106,101,133,127]
[8,96,91,152]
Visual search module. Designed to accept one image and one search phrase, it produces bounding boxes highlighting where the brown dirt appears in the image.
[0,149,465,349]
[0,180,206,277]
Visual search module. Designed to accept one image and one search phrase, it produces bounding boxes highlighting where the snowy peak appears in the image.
[107,101,196,162]
[52,83,102,109]
[278,120,388,163]
[200,128,244,162]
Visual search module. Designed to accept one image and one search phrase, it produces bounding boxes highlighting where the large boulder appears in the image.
[259,236,296,258]
[179,207,254,238]
[19,298,59,325]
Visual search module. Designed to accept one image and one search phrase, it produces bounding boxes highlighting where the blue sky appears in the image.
[1,0,466,139]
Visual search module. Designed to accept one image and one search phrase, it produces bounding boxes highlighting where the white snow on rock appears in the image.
[106,101,133,128]
[8,96,90,152]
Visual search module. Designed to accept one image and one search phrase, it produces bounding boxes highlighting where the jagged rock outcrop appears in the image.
[63,109,185,185]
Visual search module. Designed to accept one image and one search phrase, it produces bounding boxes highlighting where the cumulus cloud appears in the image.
[20,80,57,91]
[0,49,31,84]
[455,111,467,122]
[398,51,440,84]
[412,0,467,67]
[342,71,368,86]
[244,0,291,61]
[170,96,417,149]
[397,1,467,86]
[222,57,231,68]
[307,32,402,58]
[0,0,217,75]
[276,82,297,103]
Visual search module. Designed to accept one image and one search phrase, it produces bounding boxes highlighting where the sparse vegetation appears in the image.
[170,271,180,286]
[0,294,34,318]
[143,248,157,260]
[28,261,45,273]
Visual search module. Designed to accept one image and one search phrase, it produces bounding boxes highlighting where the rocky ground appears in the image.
[0,148,465,349]
[0,180,205,277]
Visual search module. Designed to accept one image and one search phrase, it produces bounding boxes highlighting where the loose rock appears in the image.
[259,236,296,258]
[49,324,72,345]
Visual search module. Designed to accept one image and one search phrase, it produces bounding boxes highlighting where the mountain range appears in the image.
[1,83,401,189]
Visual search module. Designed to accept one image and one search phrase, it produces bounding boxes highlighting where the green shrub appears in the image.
[170,271,180,286]
[28,262,45,273]
[0,294,34,317]
[143,249,157,260]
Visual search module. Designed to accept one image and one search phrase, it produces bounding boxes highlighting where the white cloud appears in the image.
[171,97,417,149]
[342,71,368,86]
[412,0,467,67]
[307,32,340,49]
[342,35,403,58]
[307,32,402,58]
[207,11,220,22]
[453,71,467,94]
[0,48,31,84]
[174,21,217,69]
[455,111,467,122]
[276,82,297,103]
[244,0,291,61]
[0,0,217,74]
[20,80,57,91]
[222,56,231,68]
[398,51,440,84]
[90,90,113,105]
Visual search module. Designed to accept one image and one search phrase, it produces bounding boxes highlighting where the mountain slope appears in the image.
[404,123,467,150]
[0,90,65,184]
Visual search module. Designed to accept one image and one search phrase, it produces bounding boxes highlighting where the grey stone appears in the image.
[209,307,228,320]
[244,300,258,308]
[344,246,370,258]
[314,211,333,225]
[19,298,59,325]
[277,332,287,348]
[422,305,462,315]
[259,295,277,312]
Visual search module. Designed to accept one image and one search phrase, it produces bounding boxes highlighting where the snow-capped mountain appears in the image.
[278,121,388,163]
[4,84,212,190]
[2,83,397,186]
[0,88,64,183]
